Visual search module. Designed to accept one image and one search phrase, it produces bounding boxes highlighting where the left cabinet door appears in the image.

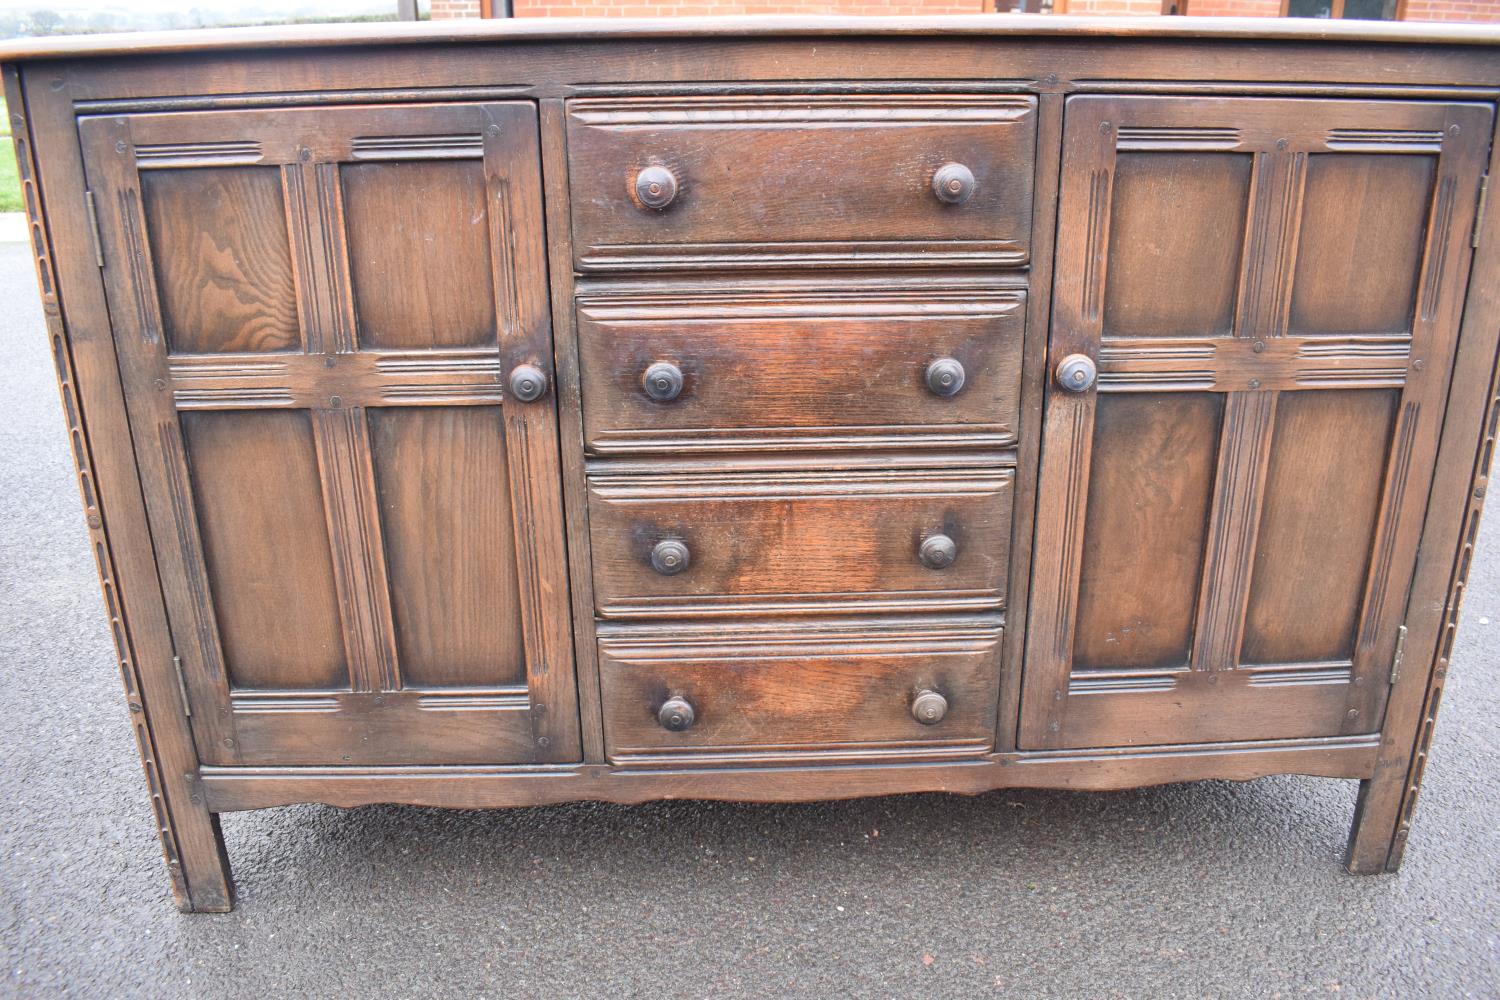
[79,104,580,766]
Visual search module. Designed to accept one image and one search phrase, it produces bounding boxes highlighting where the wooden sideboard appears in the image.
[5,15,1499,912]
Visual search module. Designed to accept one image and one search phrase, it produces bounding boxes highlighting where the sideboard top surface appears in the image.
[3,13,1500,64]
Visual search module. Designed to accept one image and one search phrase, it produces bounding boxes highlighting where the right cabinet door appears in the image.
[1022,96,1492,749]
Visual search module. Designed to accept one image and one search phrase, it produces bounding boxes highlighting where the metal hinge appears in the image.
[1474,173,1490,249]
[172,654,191,717]
[1390,624,1409,685]
[84,190,104,268]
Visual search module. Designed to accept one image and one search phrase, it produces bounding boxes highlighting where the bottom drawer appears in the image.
[598,616,1001,764]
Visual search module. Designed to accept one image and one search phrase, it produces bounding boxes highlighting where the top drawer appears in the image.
[566,95,1037,272]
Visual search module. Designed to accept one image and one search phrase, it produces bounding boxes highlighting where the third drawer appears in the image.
[586,463,1013,618]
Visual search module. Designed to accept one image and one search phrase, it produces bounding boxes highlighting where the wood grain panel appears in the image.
[1102,151,1251,339]
[566,95,1035,271]
[342,160,495,349]
[138,166,299,354]
[1242,388,1399,665]
[577,285,1024,454]
[588,466,1012,618]
[1072,393,1222,672]
[180,409,346,690]
[1290,153,1437,336]
[1055,666,1360,748]
[598,616,1000,759]
[369,406,525,688]
[226,689,538,766]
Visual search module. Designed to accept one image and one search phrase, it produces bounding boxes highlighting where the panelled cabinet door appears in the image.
[79,104,581,765]
[1022,96,1492,749]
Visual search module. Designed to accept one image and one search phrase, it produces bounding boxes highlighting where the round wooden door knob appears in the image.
[912,689,948,725]
[1056,354,1098,393]
[658,696,696,732]
[507,364,548,403]
[650,538,691,575]
[932,162,976,205]
[634,165,679,210]
[643,361,685,402]
[925,357,966,397]
[919,534,958,570]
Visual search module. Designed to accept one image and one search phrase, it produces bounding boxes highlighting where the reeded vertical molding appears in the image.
[1191,390,1277,673]
[1236,150,1307,342]
[313,407,400,693]
[283,160,357,354]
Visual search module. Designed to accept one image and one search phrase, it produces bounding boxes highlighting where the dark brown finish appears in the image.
[657,695,696,731]
[9,19,1500,911]
[924,357,967,397]
[641,360,684,401]
[932,162,977,205]
[912,689,950,725]
[576,278,1025,454]
[566,95,1037,271]
[585,464,1013,618]
[633,164,679,210]
[77,101,581,770]
[596,616,1001,763]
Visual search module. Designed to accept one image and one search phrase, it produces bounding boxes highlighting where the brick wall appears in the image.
[515,0,983,16]
[1059,0,1158,12]
[430,0,482,16]
[435,0,1500,23]
[1180,0,1279,14]
[1403,0,1500,19]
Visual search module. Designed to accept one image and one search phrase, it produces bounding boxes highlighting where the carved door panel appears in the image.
[1022,96,1492,749]
[80,104,580,766]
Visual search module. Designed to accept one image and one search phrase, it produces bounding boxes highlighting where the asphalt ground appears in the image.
[1,242,1497,998]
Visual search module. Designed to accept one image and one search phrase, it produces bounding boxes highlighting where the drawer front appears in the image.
[587,466,1012,617]
[598,617,1002,762]
[567,95,1036,272]
[578,284,1025,455]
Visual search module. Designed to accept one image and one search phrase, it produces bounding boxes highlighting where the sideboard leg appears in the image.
[171,810,236,913]
[1346,775,1403,875]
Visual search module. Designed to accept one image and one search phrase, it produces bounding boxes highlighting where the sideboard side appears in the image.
[1349,110,1500,874]
[7,61,233,911]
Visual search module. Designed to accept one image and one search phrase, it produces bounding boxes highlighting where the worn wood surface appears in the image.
[9,25,1500,909]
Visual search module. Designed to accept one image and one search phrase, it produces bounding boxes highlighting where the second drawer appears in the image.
[587,465,1012,618]
[577,283,1025,455]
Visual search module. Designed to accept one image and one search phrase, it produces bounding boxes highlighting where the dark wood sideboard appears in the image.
[5,15,1499,911]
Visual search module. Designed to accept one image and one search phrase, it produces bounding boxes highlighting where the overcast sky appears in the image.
[0,0,404,34]
[0,0,391,11]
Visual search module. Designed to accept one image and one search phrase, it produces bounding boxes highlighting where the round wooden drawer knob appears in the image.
[932,162,976,205]
[919,534,958,570]
[634,165,679,210]
[658,696,696,732]
[642,361,685,402]
[912,689,948,725]
[925,357,966,397]
[1056,354,1097,393]
[507,364,548,403]
[650,538,691,575]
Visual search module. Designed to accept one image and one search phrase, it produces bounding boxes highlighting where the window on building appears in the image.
[1282,0,1403,17]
